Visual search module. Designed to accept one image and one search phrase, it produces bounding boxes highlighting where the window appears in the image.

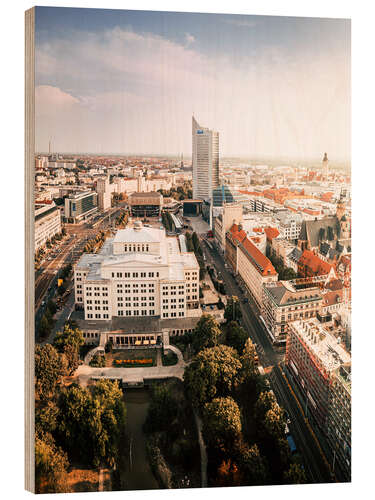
[141,272,146,277]
[87,314,93,318]
[133,272,138,278]
[149,310,155,315]
[95,314,101,319]
[117,272,122,278]
[118,310,124,316]
[163,313,169,318]
[103,314,109,319]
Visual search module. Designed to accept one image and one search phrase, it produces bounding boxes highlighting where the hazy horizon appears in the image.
[35,8,351,161]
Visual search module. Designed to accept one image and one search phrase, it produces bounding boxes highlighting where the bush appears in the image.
[89,354,106,367]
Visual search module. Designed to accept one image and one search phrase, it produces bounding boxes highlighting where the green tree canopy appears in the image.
[53,324,84,374]
[235,442,269,486]
[283,463,307,484]
[191,314,221,353]
[224,296,242,323]
[35,433,69,493]
[144,384,178,433]
[183,345,241,408]
[226,321,248,353]
[57,380,126,468]
[202,396,242,453]
[35,344,63,400]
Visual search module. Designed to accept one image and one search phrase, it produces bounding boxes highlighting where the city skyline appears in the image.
[35,8,350,161]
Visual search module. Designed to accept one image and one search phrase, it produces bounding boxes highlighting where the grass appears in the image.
[162,350,178,366]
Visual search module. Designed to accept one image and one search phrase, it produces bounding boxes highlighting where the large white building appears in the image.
[74,221,200,321]
[192,116,219,201]
[35,202,62,250]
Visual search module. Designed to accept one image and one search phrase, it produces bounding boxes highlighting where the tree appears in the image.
[35,344,62,400]
[144,384,178,433]
[35,401,59,436]
[226,321,248,353]
[236,442,268,486]
[283,463,307,484]
[54,324,84,374]
[240,338,259,380]
[47,299,57,316]
[191,314,221,353]
[35,433,69,493]
[183,345,241,408]
[224,296,242,323]
[38,314,51,339]
[216,459,242,487]
[279,267,298,281]
[202,397,242,452]
[57,380,126,468]
[54,324,84,353]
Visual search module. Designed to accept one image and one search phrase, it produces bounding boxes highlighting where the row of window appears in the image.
[124,244,150,252]
[112,271,159,278]
[118,310,155,316]
[162,312,184,318]
[87,313,109,319]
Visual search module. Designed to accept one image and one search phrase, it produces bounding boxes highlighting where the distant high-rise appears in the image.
[192,116,219,200]
[322,152,329,180]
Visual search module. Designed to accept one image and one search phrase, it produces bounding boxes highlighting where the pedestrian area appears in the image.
[76,344,186,388]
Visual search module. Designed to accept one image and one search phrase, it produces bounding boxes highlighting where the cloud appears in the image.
[34,26,350,159]
[35,85,80,109]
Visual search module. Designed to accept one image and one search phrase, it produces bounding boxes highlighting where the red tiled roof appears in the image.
[241,237,277,276]
[229,224,247,244]
[229,224,276,277]
[264,226,280,241]
[298,250,333,276]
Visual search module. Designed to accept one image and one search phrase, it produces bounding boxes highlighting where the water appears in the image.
[121,388,159,490]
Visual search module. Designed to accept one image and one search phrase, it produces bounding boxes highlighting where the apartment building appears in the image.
[326,363,351,480]
[262,280,322,343]
[226,223,278,309]
[286,318,351,431]
[35,202,62,250]
[74,221,200,322]
[96,177,111,211]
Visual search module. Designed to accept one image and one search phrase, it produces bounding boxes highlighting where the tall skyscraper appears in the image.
[192,116,219,200]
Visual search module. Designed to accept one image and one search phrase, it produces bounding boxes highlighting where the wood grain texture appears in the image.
[25,6,35,494]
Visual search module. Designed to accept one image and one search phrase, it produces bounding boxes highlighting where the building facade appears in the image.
[192,116,219,200]
[214,203,243,252]
[35,202,62,250]
[226,223,278,309]
[96,177,111,211]
[262,281,322,343]
[64,190,98,223]
[285,318,351,480]
[74,221,200,321]
[128,192,163,217]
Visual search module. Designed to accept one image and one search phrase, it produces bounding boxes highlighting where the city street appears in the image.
[201,237,333,484]
[35,207,124,315]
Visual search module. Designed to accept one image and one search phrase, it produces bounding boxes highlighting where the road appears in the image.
[35,207,124,313]
[201,237,332,484]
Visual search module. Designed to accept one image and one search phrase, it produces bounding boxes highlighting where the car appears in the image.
[210,305,214,310]
[202,304,206,310]
[242,297,249,303]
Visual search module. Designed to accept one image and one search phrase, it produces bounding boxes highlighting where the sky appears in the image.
[35,7,351,161]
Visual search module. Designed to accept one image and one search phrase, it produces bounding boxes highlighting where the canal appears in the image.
[121,388,159,490]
